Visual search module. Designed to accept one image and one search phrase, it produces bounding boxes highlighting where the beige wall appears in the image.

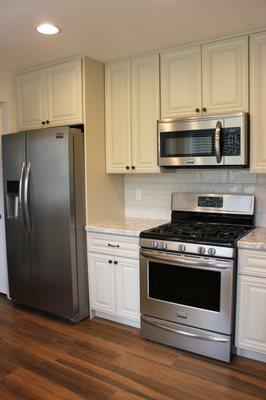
[0,70,16,133]
[83,57,124,223]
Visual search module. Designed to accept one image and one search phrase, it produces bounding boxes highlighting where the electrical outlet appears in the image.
[136,188,142,201]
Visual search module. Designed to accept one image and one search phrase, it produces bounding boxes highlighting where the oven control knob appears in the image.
[197,246,206,255]
[208,248,216,256]
[178,244,186,252]
[152,240,158,249]
[161,242,167,250]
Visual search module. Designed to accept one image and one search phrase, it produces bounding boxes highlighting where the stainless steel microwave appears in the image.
[158,113,248,167]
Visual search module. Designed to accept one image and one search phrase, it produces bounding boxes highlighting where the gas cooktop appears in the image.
[140,221,253,246]
[140,193,255,255]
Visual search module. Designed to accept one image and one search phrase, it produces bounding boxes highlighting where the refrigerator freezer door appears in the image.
[2,132,32,305]
[26,127,79,318]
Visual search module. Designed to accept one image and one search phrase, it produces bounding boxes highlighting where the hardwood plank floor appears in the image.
[0,295,265,400]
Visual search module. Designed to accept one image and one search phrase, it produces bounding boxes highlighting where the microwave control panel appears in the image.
[222,127,241,156]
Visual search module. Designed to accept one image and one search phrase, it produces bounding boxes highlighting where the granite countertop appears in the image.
[238,227,266,251]
[85,217,169,237]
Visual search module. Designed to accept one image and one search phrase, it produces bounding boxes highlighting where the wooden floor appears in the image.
[0,296,265,400]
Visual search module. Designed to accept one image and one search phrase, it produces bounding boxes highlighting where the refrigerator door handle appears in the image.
[24,162,32,235]
[19,162,28,233]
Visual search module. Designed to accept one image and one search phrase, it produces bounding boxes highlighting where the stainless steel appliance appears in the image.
[158,113,248,167]
[139,193,255,362]
[2,126,89,322]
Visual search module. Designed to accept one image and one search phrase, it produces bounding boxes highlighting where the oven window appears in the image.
[149,262,221,312]
[160,129,215,158]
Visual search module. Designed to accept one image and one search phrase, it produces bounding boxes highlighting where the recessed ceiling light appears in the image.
[36,23,60,35]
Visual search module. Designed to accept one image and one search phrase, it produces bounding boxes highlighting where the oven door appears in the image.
[140,250,234,334]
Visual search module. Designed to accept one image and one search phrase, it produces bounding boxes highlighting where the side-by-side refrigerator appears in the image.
[2,126,89,322]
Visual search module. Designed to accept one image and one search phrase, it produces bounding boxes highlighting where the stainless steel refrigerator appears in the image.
[2,126,89,322]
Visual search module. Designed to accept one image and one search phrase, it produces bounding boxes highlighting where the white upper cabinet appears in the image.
[105,59,131,173]
[16,69,46,130]
[160,37,248,118]
[131,53,160,173]
[250,32,266,173]
[16,58,83,131]
[46,59,82,126]
[161,46,202,118]
[202,37,248,115]
[105,54,160,174]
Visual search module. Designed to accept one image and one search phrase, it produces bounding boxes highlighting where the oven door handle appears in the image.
[142,316,229,343]
[140,250,232,270]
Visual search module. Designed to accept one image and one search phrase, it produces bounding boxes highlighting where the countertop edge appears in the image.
[85,218,169,238]
[85,225,141,237]
[237,227,266,251]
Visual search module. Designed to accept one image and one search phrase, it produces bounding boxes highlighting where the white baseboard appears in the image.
[237,347,266,363]
[91,309,140,328]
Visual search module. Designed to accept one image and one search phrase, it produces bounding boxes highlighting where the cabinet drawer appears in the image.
[87,232,139,259]
[238,249,266,277]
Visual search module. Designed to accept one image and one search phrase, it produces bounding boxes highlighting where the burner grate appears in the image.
[142,221,252,244]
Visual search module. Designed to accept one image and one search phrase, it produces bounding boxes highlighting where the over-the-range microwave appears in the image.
[158,113,249,168]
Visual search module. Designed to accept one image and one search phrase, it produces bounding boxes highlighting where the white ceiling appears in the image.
[1,0,266,72]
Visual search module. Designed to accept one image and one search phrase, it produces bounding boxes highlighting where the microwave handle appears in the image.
[215,121,222,164]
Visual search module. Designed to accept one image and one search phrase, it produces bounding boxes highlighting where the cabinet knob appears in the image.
[132,166,135,170]
[41,121,45,125]
[202,107,207,112]
[126,166,130,170]
[46,120,50,124]
[195,108,200,113]
[114,261,118,265]
[108,260,113,264]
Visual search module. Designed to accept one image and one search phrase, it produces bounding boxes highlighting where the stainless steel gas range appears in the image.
[139,193,255,362]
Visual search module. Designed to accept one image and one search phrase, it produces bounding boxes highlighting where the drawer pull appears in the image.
[108,243,120,248]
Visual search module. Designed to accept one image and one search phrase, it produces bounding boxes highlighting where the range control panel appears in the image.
[198,196,223,208]
[140,238,234,259]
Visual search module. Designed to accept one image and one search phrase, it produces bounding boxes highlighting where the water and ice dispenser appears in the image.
[6,180,20,219]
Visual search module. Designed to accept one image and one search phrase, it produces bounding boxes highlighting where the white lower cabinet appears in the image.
[115,257,140,321]
[236,249,266,362]
[237,275,266,354]
[87,232,140,327]
[89,253,116,314]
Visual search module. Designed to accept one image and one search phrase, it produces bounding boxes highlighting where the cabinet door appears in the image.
[105,59,131,173]
[16,69,46,130]
[250,32,266,172]
[160,45,201,118]
[89,253,115,314]
[131,53,160,173]
[236,275,266,354]
[115,257,140,321]
[202,37,248,115]
[46,59,83,126]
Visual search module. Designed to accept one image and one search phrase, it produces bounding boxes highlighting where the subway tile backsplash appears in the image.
[124,169,266,226]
